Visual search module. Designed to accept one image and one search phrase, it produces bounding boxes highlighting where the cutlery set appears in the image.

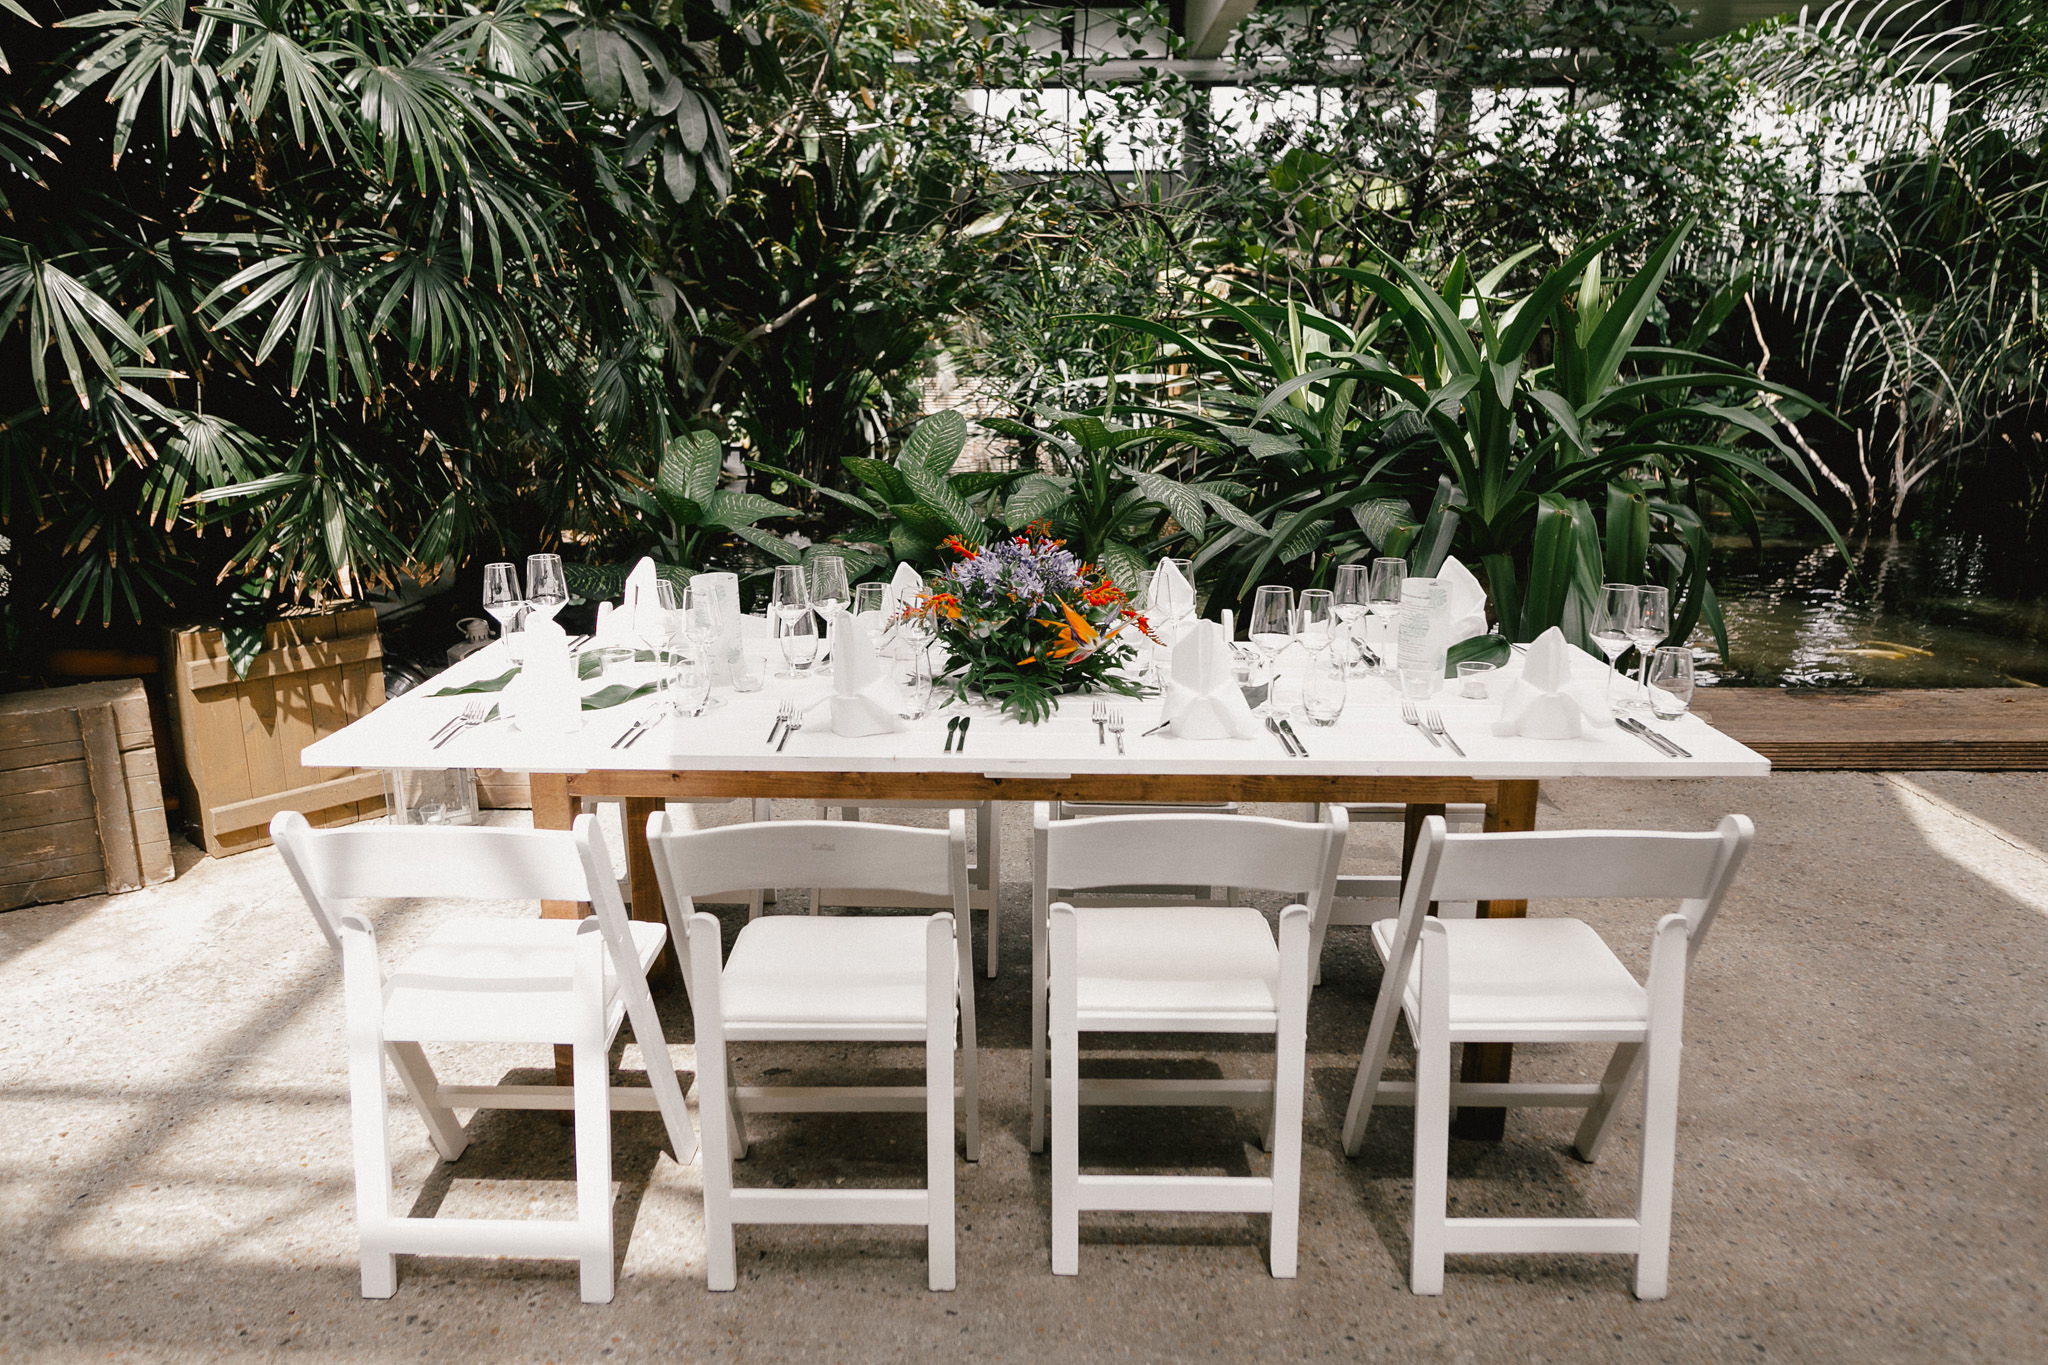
[1264,715,1310,757]
[1617,714,1691,757]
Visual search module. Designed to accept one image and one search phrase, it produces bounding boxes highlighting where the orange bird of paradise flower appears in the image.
[1030,597,1124,667]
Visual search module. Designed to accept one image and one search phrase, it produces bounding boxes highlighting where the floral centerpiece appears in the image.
[907,529,1154,723]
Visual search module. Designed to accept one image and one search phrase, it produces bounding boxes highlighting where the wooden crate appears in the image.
[162,608,388,856]
[2,680,177,910]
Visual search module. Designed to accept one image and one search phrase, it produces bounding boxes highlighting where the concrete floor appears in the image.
[1,774,2044,1363]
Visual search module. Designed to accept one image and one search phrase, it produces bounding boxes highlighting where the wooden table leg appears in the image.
[622,795,681,991]
[1453,779,1541,1141]
[1401,803,1446,918]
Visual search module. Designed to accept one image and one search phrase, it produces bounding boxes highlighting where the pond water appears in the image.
[1690,533,2048,689]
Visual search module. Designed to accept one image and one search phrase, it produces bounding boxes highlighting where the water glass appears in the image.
[591,645,634,678]
[777,608,820,676]
[662,652,712,716]
[1301,651,1347,726]
[525,553,567,620]
[1457,660,1497,700]
[896,649,937,720]
[731,651,766,693]
[1648,646,1694,719]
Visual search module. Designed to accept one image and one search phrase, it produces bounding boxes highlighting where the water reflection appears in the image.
[1691,533,2048,688]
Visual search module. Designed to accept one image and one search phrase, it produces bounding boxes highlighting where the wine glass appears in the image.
[525,553,567,621]
[769,565,810,678]
[681,579,723,663]
[1333,563,1370,672]
[649,579,685,664]
[810,555,850,677]
[1366,557,1406,670]
[1590,583,1639,706]
[1298,588,1335,653]
[1624,585,1671,710]
[852,581,888,619]
[1247,585,1295,713]
[481,562,524,642]
[1158,556,1198,639]
[776,607,820,677]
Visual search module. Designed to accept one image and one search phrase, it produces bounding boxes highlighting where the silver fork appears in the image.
[432,699,486,749]
[777,708,804,752]
[1092,699,1108,745]
[1400,699,1441,748]
[1106,708,1126,755]
[767,700,795,746]
[1425,708,1466,757]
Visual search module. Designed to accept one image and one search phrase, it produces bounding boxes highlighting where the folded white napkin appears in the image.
[829,614,906,736]
[593,557,662,644]
[880,560,925,620]
[1149,557,1196,634]
[508,616,581,734]
[1439,555,1491,644]
[1161,619,1261,740]
[1491,627,1613,739]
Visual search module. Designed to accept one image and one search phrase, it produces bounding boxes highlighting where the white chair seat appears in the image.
[1075,906,1280,1019]
[382,918,667,1044]
[1371,917,1647,1034]
[723,915,937,1027]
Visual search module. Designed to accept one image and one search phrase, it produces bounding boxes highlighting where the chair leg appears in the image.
[749,800,773,916]
[385,1041,468,1162]
[1409,923,1450,1296]
[956,916,982,1164]
[573,1035,615,1304]
[688,917,739,1292]
[1571,1042,1645,1163]
[926,916,957,1291]
[1049,907,1080,1275]
[1340,959,1410,1157]
[1633,917,1690,1300]
[348,1028,398,1299]
[1268,907,1310,1279]
[1028,923,1049,1155]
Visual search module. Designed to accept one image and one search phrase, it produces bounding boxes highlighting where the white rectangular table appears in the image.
[302,637,1768,1138]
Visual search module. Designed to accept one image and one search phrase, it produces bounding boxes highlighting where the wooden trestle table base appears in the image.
[527,768,1539,1141]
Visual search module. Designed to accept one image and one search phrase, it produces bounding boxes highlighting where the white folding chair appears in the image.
[1307,802,1486,979]
[1032,804,1346,1277]
[579,796,773,916]
[646,810,975,1291]
[271,811,697,1305]
[1051,800,1241,904]
[807,800,1001,976]
[1340,814,1753,1299]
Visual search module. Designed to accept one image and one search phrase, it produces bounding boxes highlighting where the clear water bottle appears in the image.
[1397,577,1448,699]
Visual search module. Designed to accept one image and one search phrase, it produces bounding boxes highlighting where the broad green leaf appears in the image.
[1126,468,1206,536]
[701,490,794,529]
[728,525,803,563]
[900,410,966,481]
[1604,480,1650,583]
[1445,633,1509,676]
[843,456,912,504]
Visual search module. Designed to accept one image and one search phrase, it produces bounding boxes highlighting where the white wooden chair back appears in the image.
[275,814,610,949]
[647,811,970,941]
[1388,814,1754,983]
[1036,808,1347,912]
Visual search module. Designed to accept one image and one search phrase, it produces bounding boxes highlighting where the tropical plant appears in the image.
[1698,0,2048,526]
[0,0,736,650]
[1089,221,1850,653]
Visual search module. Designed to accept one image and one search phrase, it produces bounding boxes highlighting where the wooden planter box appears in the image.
[162,608,388,856]
[2,680,176,910]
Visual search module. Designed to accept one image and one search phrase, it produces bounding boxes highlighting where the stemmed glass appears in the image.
[1333,564,1370,673]
[525,554,567,622]
[1298,588,1335,653]
[1624,584,1671,711]
[482,562,523,639]
[776,608,820,677]
[1590,583,1639,706]
[1366,557,1406,670]
[769,564,811,678]
[1247,585,1295,714]
[681,579,723,661]
[852,582,888,620]
[651,579,686,664]
[1157,556,1198,642]
[810,555,850,677]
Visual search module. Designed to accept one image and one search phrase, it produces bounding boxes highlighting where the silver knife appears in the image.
[1265,715,1300,756]
[1278,717,1310,758]
[1617,715,1680,756]
[1623,715,1691,758]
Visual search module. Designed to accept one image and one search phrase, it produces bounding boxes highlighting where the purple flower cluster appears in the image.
[941,536,1085,609]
